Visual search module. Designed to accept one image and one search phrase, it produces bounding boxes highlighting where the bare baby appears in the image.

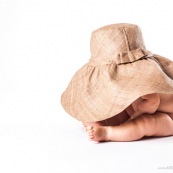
[83,93,173,142]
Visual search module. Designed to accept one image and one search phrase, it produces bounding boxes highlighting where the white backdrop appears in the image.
[0,0,173,173]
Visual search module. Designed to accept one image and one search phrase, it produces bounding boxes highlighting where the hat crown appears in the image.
[90,23,146,59]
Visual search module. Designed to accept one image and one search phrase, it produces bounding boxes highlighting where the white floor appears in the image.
[1,110,173,173]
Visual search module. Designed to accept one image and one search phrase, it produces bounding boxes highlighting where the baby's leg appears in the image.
[86,112,173,142]
[150,112,173,136]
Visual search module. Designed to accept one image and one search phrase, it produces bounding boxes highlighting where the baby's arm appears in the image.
[106,111,173,141]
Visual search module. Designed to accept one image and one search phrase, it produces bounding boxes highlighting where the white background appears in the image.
[0,0,173,173]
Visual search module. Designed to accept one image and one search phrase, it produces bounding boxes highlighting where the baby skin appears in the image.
[83,93,173,142]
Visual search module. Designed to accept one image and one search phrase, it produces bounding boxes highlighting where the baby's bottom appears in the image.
[86,112,173,142]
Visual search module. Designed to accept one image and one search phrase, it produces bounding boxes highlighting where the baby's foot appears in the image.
[86,126,110,142]
[82,121,106,131]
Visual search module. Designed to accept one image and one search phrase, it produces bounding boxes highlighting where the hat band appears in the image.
[88,48,153,66]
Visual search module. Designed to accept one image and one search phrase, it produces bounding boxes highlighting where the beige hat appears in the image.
[61,23,173,123]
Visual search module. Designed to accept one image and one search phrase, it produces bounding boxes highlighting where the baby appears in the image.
[61,23,173,143]
[83,93,173,142]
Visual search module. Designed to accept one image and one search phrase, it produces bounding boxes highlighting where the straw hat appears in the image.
[61,23,173,123]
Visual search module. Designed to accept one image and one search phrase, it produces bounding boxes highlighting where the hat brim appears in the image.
[61,55,173,122]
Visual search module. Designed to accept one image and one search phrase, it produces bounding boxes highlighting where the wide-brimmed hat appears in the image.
[61,23,173,123]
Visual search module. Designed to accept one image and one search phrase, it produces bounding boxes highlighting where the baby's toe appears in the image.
[88,129,93,135]
[86,126,93,130]
[88,132,94,137]
[88,133,94,139]
[86,126,96,140]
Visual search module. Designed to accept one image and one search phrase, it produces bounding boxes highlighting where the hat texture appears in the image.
[61,23,173,122]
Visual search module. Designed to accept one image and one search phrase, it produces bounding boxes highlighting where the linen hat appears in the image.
[61,23,173,123]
